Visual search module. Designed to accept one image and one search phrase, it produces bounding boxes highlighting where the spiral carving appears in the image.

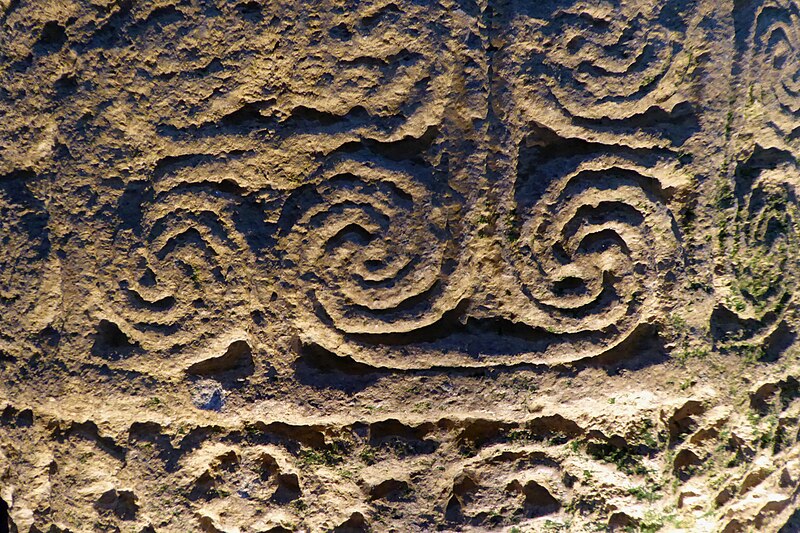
[509,157,681,351]
[522,0,693,121]
[101,184,252,351]
[748,0,800,137]
[725,158,800,338]
[279,157,459,341]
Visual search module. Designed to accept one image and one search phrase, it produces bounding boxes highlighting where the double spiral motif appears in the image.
[278,151,682,365]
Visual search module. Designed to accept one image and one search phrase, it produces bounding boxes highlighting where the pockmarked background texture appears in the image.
[1,0,800,531]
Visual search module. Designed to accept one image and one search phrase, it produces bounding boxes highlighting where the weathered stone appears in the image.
[1,0,800,531]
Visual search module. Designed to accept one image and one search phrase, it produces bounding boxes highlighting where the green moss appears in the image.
[627,484,663,503]
[298,441,348,467]
[587,441,650,477]
[714,179,734,210]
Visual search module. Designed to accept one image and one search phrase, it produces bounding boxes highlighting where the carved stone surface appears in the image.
[1,1,800,531]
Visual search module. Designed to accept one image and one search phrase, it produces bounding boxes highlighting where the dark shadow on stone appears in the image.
[368,478,409,502]
[369,419,438,457]
[508,479,560,518]
[778,506,800,533]
[673,448,703,481]
[40,325,61,349]
[666,400,704,445]
[293,342,386,393]
[0,497,8,533]
[572,102,700,147]
[733,146,795,201]
[369,419,433,443]
[0,170,50,261]
[444,494,465,523]
[91,319,140,360]
[0,407,33,429]
[710,303,757,343]
[608,511,636,531]
[33,20,67,56]
[579,323,670,374]
[296,319,668,378]
[526,414,584,442]
[94,488,138,521]
[456,419,514,450]
[243,421,327,451]
[763,322,796,363]
[333,511,369,533]
[444,473,479,524]
[52,419,126,461]
[272,472,302,504]
[129,421,177,468]
[186,340,255,386]
[235,1,264,22]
